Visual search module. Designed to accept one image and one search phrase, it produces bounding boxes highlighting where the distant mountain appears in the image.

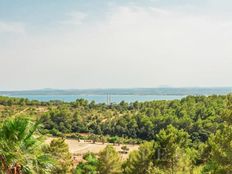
[0,87,232,96]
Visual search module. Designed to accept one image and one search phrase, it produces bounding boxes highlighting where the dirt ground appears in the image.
[46,137,139,162]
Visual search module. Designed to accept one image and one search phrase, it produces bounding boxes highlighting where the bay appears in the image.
[7,94,184,103]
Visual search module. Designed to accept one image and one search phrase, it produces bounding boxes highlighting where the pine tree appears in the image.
[97,145,121,174]
[44,138,73,174]
[203,125,232,174]
[154,125,190,174]
[202,105,232,174]
[75,153,98,174]
[123,142,155,174]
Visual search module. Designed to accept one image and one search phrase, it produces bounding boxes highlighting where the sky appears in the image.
[0,0,232,90]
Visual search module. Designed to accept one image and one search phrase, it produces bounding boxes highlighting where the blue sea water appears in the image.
[8,94,184,103]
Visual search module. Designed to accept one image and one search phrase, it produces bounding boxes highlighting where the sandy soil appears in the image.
[46,137,139,159]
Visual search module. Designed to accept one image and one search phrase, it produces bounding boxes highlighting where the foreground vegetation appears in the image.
[0,94,232,173]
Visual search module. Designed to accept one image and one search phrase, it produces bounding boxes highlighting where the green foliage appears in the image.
[43,138,73,174]
[108,136,119,144]
[36,95,230,146]
[154,125,190,172]
[89,134,99,144]
[1,94,232,174]
[0,116,54,174]
[123,126,198,174]
[98,145,122,174]
[203,124,232,174]
[123,142,155,174]
[202,100,232,174]
[75,153,98,174]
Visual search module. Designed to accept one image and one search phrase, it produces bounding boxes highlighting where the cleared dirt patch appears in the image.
[46,137,139,159]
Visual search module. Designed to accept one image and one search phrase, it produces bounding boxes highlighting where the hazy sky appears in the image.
[1,0,232,90]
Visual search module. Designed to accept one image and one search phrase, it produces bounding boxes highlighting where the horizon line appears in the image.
[1,86,232,92]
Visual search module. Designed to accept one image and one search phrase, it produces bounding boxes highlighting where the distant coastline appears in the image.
[0,87,232,96]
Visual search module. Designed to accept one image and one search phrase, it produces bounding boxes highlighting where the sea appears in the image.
[7,94,184,103]
[2,87,231,103]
